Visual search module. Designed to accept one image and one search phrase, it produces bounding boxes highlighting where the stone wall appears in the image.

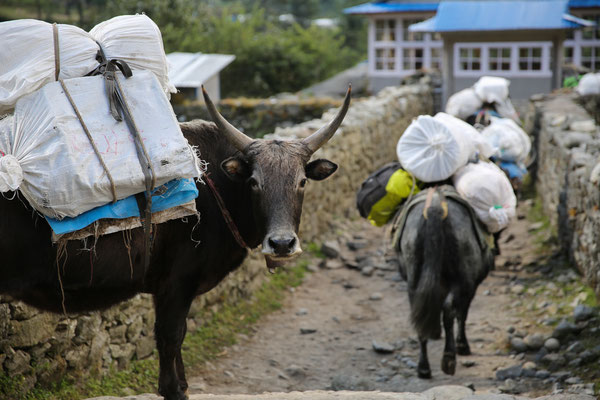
[0,80,433,391]
[527,92,600,297]
[173,97,342,138]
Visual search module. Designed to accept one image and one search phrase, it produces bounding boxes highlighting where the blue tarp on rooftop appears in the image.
[568,0,600,8]
[410,0,591,32]
[344,2,439,14]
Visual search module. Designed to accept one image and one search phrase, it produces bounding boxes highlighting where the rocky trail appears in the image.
[91,200,599,400]
[180,200,599,399]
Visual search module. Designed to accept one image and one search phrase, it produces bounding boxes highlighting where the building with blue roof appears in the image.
[345,0,600,99]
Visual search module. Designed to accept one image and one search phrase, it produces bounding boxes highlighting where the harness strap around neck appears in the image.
[205,174,249,251]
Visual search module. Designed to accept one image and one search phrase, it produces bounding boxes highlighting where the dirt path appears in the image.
[187,200,597,398]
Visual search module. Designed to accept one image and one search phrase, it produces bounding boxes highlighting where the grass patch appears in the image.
[1,261,309,400]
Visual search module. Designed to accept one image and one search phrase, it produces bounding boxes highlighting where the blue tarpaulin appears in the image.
[46,178,198,235]
[409,0,592,32]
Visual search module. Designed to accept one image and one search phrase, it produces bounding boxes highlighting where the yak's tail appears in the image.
[410,193,445,340]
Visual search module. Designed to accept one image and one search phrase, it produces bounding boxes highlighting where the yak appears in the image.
[394,185,494,379]
[0,87,351,400]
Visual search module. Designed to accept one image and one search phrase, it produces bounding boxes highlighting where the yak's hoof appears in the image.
[159,388,188,400]
[417,367,432,379]
[457,342,471,355]
[441,354,456,375]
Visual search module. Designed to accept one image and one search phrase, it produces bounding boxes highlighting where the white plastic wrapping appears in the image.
[445,88,483,120]
[0,15,175,115]
[433,112,496,160]
[453,162,517,233]
[90,14,176,96]
[473,76,519,121]
[0,20,99,115]
[397,115,472,182]
[576,72,600,96]
[480,116,531,163]
[1,70,201,219]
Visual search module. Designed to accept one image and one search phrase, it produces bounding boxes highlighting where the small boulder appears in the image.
[573,305,594,322]
[510,337,529,353]
[496,364,523,381]
[525,333,545,351]
[321,241,341,258]
[372,340,395,354]
[545,337,561,352]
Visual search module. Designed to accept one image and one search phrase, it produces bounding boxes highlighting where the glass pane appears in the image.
[532,48,542,57]
[532,62,541,70]
[473,49,481,58]
[490,48,498,57]
[415,48,423,57]
[387,61,395,70]
[376,20,384,29]
[582,47,592,57]
[376,49,384,57]
[502,62,510,70]
[403,60,412,70]
[519,61,528,70]
[388,48,396,58]
[489,61,498,70]
[502,48,511,58]
[376,61,383,70]
[415,61,423,69]
[519,48,528,58]
[432,32,441,41]
[460,48,468,58]
[582,60,592,68]
[472,62,480,70]
[431,48,440,57]
[461,61,469,70]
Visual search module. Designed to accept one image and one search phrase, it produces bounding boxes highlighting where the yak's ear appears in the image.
[221,157,250,181]
[305,159,338,181]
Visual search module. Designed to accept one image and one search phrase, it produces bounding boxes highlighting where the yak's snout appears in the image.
[262,231,302,259]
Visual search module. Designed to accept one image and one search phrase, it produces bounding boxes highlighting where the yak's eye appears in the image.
[299,178,307,188]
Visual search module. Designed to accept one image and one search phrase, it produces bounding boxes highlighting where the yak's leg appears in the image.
[417,338,432,379]
[155,292,193,400]
[456,294,474,356]
[175,321,189,393]
[441,301,457,375]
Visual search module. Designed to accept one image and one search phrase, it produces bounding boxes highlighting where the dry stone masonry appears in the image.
[0,79,434,390]
[527,92,600,296]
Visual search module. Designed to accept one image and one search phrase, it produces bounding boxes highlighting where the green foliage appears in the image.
[2,262,308,399]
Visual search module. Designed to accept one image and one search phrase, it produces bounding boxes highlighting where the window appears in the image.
[582,14,600,40]
[375,48,396,71]
[402,19,424,41]
[581,46,600,70]
[402,48,423,70]
[564,47,574,65]
[375,19,396,42]
[519,47,542,70]
[489,47,511,71]
[430,48,441,70]
[459,47,481,71]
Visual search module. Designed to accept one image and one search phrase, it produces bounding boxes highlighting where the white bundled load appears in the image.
[445,87,482,120]
[0,20,99,115]
[0,70,201,219]
[433,112,496,160]
[89,14,176,96]
[576,72,600,96]
[397,114,472,182]
[0,14,175,114]
[480,116,531,163]
[473,76,519,121]
[453,161,517,233]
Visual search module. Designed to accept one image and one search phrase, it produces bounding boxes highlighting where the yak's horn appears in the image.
[302,85,351,153]
[202,86,253,151]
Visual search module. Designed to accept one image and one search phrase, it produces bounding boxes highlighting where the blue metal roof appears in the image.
[409,0,591,32]
[344,2,439,14]
[568,0,600,8]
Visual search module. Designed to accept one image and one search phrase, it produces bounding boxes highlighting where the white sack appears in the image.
[433,112,496,160]
[473,76,519,122]
[1,70,201,219]
[445,87,483,120]
[453,161,517,233]
[0,15,175,114]
[480,116,531,163]
[397,115,472,182]
[90,14,176,96]
[576,72,600,96]
[0,20,99,115]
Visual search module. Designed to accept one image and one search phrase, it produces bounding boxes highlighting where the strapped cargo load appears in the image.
[0,14,175,115]
[0,70,201,219]
[452,161,517,233]
[480,116,531,164]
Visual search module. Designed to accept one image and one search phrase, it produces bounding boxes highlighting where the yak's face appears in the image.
[221,140,337,261]
[202,84,350,266]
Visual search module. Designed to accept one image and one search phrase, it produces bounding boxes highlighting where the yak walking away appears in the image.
[0,87,351,400]
[395,185,494,379]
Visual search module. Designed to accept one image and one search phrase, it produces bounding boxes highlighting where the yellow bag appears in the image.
[368,169,420,227]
